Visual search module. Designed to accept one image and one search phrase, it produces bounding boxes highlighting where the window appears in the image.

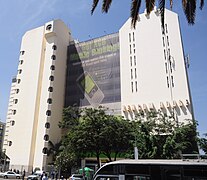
[164,49,166,60]
[133,32,135,41]
[131,82,133,93]
[130,56,132,66]
[17,79,21,84]
[44,134,49,141]
[48,87,53,92]
[52,45,57,50]
[165,24,168,33]
[8,141,12,146]
[165,63,168,73]
[167,77,169,88]
[171,76,174,87]
[49,76,54,81]
[135,68,137,78]
[19,60,23,65]
[14,99,18,104]
[133,44,135,48]
[130,45,132,54]
[47,98,52,104]
[10,120,15,126]
[42,147,48,154]
[16,89,20,94]
[13,110,16,115]
[46,24,52,30]
[131,69,133,79]
[51,55,56,60]
[135,81,138,92]
[134,56,136,66]
[45,122,50,129]
[162,37,165,47]
[170,61,172,73]
[18,69,22,74]
[46,110,51,116]
[134,48,136,54]
[167,36,169,46]
[50,65,55,70]
[20,51,25,55]
[129,33,131,42]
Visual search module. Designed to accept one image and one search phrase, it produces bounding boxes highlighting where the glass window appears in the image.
[11,120,15,126]
[51,55,56,60]
[130,56,132,66]
[13,110,16,115]
[19,60,23,65]
[131,69,133,79]
[47,98,52,104]
[17,79,21,84]
[14,99,18,104]
[18,69,22,74]
[16,89,20,94]
[133,32,135,41]
[135,81,138,92]
[131,82,133,93]
[49,76,54,81]
[134,56,136,66]
[46,24,52,30]
[44,134,49,141]
[52,45,57,50]
[8,141,12,146]
[135,68,137,78]
[129,45,132,54]
[20,51,25,55]
[129,33,131,42]
[50,65,55,70]
[48,87,53,92]
[42,147,48,154]
[46,110,51,116]
[45,122,50,129]
[162,37,165,47]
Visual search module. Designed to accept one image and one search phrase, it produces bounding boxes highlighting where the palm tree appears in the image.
[91,0,204,28]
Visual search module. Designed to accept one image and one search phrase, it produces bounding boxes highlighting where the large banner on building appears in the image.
[65,33,120,110]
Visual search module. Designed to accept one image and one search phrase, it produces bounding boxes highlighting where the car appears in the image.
[3,171,22,179]
[69,174,83,180]
[27,170,43,180]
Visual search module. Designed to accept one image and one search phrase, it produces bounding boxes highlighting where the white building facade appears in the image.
[3,9,193,172]
[3,20,71,172]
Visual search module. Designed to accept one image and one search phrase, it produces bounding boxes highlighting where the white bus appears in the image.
[93,159,207,180]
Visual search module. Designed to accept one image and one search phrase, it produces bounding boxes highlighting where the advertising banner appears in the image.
[65,33,121,109]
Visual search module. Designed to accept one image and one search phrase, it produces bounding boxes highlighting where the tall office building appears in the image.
[3,9,193,172]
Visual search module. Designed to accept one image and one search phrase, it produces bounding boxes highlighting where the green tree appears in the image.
[91,0,204,28]
[199,133,207,154]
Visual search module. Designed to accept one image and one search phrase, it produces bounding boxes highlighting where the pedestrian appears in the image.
[42,173,48,180]
[22,169,25,180]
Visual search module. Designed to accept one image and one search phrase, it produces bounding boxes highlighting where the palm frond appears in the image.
[159,0,166,31]
[182,0,187,9]
[102,0,112,13]
[145,0,155,15]
[184,0,196,25]
[131,0,142,28]
[91,0,100,15]
[200,0,204,10]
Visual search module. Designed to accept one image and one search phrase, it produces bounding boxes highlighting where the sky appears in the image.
[0,1,206,136]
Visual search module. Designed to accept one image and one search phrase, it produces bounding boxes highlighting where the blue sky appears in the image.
[0,1,206,136]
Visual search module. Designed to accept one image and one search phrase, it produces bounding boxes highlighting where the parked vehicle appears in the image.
[3,171,22,179]
[69,174,83,180]
[27,170,43,180]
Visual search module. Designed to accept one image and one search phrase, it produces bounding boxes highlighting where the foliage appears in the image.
[91,0,204,28]
[56,106,199,170]
[199,133,207,154]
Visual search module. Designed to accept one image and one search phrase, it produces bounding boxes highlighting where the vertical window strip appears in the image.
[167,76,169,88]
[135,68,137,79]
[130,56,132,66]
[135,81,138,92]
[165,63,168,73]
[167,36,169,46]
[162,36,165,47]
[164,49,166,60]
[130,45,132,54]
[171,76,174,87]
[133,32,135,41]
[131,82,133,93]
[129,33,131,43]
[134,56,136,66]
[131,69,133,79]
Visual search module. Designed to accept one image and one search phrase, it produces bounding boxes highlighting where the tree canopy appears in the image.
[55,106,199,172]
